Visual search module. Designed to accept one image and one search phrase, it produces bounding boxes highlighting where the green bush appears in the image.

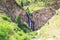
[15,16,31,33]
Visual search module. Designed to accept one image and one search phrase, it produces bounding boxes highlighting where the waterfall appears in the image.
[26,13,33,30]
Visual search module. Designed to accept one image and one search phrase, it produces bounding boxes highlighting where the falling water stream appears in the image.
[26,13,33,31]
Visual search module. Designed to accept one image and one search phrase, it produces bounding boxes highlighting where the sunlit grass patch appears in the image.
[23,2,45,13]
[56,8,60,15]
[39,9,60,40]
[15,0,45,13]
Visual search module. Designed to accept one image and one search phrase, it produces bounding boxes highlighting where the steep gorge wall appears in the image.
[0,0,56,31]
[0,0,26,21]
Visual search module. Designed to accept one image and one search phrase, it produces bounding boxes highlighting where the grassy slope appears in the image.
[23,1,45,13]
[16,0,57,13]
[39,9,60,40]
[15,0,45,13]
[0,13,28,40]
[0,13,38,40]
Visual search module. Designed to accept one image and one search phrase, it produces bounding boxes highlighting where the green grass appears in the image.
[23,1,45,13]
[15,0,57,13]
[39,9,60,40]
[0,13,38,40]
[15,0,45,13]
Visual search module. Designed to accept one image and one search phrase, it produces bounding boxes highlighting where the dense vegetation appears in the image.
[0,13,37,40]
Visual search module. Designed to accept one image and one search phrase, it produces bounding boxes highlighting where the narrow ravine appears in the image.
[27,13,33,30]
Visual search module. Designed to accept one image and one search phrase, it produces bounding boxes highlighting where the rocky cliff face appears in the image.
[0,0,26,21]
[0,0,55,31]
[20,7,55,31]
[31,7,55,30]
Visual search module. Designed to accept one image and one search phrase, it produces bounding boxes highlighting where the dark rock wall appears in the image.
[0,0,26,21]
[18,7,55,31]
[32,7,55,30]
[0,0,56,31]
